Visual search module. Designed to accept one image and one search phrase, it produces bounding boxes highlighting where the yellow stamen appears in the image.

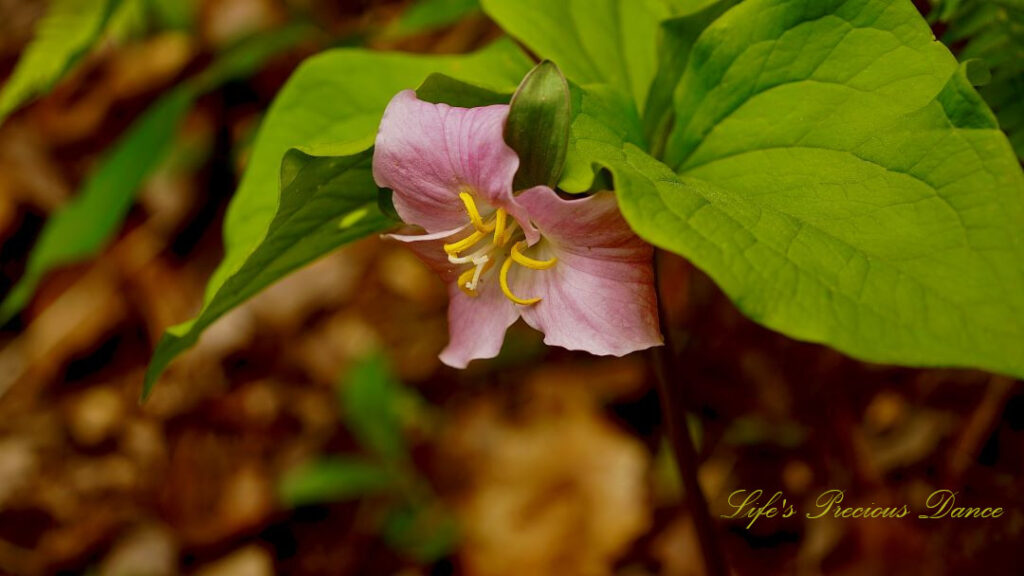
[444,229,487,255]
[510,241,557,270]
[459,191,495,233]
[492,209,507,245]
[500,258,542,306]
[494,219,518,248]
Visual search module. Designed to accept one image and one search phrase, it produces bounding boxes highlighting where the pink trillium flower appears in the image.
[372,90,662,368]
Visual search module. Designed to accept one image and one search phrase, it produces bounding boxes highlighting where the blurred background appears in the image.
[0,0,1022,574]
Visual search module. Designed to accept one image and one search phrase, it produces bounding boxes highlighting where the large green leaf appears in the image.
[664,0,958,169]
[0,27,309,322]
[560,82,646,193]
[644,0,739,156]
[479,0,666,111]
[617,143,1024,378]
[580,0,1024,378]
[0,0,121,126]
[141,42,530,396]
[143,150,393,398]
[415,73,511,108]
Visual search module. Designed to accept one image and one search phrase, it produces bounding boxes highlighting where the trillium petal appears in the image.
[373,90,521,233]
[441,278,520,368]
[513,187,662,356]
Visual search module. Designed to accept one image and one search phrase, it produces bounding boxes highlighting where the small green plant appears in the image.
[277,353,458,563]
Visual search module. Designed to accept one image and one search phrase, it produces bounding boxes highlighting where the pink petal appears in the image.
[386,226,522,368]
[513,187,662,356]
[373,90,522,233]
[440,277,521,368]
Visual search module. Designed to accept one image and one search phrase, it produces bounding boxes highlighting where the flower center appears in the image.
[442,190,556,305]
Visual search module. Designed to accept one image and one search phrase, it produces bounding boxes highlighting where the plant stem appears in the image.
[652,251,729,576]
[944,375,1014,485]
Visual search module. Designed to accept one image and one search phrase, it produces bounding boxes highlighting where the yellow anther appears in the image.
[510,241,557,270]
[444,229,487,255]
[459,191,495,233]
[499,258,542,306]
[492,209,507,245]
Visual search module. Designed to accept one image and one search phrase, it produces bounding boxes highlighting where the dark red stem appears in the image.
[652,251,730,576]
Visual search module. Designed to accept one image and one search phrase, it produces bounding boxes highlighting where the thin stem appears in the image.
[652,251,729,576]
[944,375,1014,485]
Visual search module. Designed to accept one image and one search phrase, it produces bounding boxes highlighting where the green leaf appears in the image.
[190,24,314,94]
[982,74,1024,158]
[416,73,510,108]
[561,82,646,193]
[935,0,1024,160]
[278,457,396,507]
[480,0,666,111]
[644,0,739,157]
[933,0,965,21]
[340,353,408,464]
[378,188,401,222]
[0,88,193,321]
[659,0,735,16]
[938,61,998,130]
[143,150,392,399]
[0,0,121,125]
[574,0,1024,378]
[104,0,149,42]
[505,61,571,190]
[665,0,959,169]
[386,0,480,38]
[142,41,531,396]
[616,141,1024,379]
[145,0,197,30]
[0,26,308,322]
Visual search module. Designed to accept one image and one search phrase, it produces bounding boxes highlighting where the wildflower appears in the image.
[373,90,661,367]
